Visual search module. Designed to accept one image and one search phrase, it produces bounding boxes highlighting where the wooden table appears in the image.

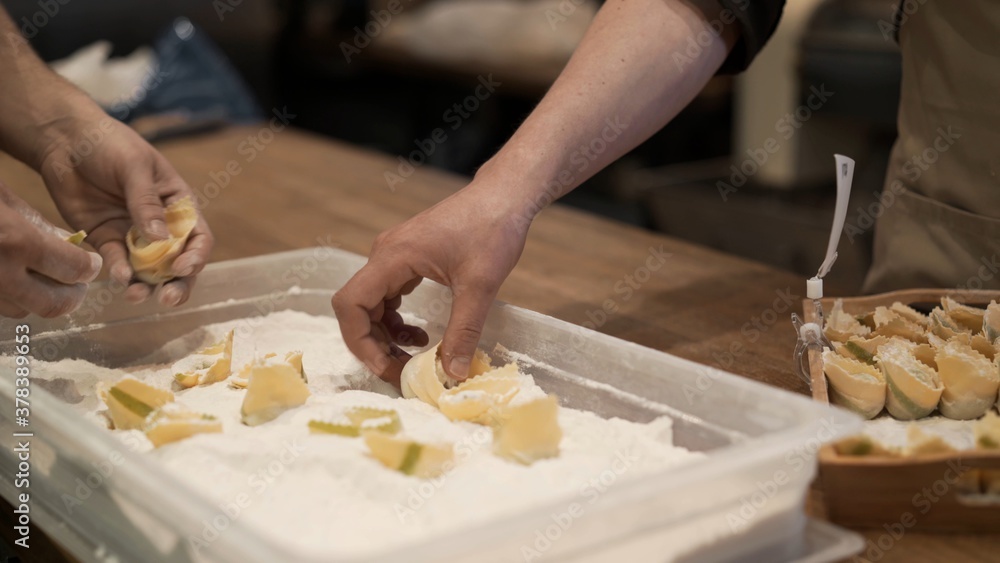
[1,126,997,562]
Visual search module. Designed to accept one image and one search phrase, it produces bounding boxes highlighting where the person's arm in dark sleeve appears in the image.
[716,0,786,73]
[334,0,755,381]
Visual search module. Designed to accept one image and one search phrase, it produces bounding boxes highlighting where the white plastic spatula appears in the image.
[810,154,855,297]
[792,154,855,385]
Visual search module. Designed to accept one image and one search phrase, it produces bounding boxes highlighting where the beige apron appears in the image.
[862,1,1000,293]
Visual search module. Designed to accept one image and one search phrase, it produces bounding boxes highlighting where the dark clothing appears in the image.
[863,0,1000,292]
[716,0,786,73]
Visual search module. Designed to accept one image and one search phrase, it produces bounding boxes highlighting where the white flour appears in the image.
[25,311,703,560]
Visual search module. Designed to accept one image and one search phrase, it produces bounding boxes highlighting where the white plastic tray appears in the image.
[0,248,862,562]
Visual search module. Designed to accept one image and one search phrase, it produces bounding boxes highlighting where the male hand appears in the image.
[0,181,101,318]
[333,184,529,385]
[37,105,213,307]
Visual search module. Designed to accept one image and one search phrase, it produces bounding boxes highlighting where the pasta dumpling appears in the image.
[822,350,885,419]
[126,196,198,284]
[877,339,943,420]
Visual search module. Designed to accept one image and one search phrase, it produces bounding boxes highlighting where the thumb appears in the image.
[441,284,496,380]
[1,185,64,238]
[123,168,170,241]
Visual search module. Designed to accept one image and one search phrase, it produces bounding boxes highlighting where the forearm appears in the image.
[472,0,737,217]
[0,6,98,170]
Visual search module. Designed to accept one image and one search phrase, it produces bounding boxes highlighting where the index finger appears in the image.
[333,262,418,381]
[170,217,214,279]
[26,232,103,285]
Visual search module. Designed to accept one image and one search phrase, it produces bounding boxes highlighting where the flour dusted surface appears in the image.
[28,311,702,559]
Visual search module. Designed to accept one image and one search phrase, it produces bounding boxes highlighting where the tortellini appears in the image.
[825,296,1000,420]
[822,350,885,419]
[126,196,197,284]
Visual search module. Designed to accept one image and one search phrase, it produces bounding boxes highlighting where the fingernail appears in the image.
[87,253,103,281]
[161,286,182,307]
[113,264,132,284]
[147,220,169,239]
[449,356,470,380]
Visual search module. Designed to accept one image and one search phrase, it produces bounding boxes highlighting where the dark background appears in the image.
[4,0,902,294]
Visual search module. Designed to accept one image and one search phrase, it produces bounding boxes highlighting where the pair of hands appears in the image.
[333,184,530,386]
[1,101,212,318]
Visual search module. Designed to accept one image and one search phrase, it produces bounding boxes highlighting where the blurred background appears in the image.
[5,0,901,295]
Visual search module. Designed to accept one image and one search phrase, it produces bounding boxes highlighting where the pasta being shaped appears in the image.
[126,196,198,284]
[437,364,521,424]
[400,343,495,409]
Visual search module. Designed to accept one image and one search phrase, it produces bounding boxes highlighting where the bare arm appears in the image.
[334,0,739,382]
[0,9,83,168]
[0,6,213,313]
[478,0,737,217]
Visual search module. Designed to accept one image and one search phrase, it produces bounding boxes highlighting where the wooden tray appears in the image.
[805,289,1000,532]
